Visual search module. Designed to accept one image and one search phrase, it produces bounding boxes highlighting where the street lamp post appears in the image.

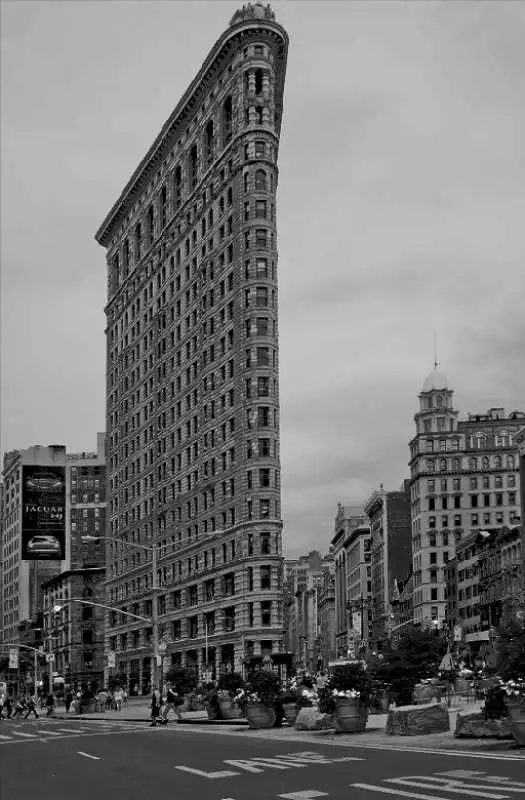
[81,535,160,692]
[51,598,154,691]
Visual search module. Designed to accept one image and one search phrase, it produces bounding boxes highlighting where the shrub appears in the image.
[318,664,371,714]
[217,672,244,694]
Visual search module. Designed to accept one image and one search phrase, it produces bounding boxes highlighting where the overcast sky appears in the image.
[1,1,524,556]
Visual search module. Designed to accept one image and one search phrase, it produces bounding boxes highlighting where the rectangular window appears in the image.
[261,600,272,626]
[255,200,267,219]
[256,347,270,366]
[260,566,271,590]
[255,287,269,306]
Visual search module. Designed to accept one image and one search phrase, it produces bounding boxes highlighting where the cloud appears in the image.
[1,1,524,558]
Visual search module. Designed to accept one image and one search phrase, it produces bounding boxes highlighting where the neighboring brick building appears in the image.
[95,3,289,686]
[67,433,107,571]
[332,504,368,659]
[409,366,523,627]
[1,445,66,645]
[364,481,412,647]
[283,551,333,672]
[317,562,336,669]
[42,567,106,690]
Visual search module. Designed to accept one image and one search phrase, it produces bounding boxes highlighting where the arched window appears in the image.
[255,107,264,125]
[123,238,130,276]
[494,455,502,469]
[437,395,443,407]
[189,144,198,190]
[428,397,433,409]
[469,457,477,471]
[426,459,435,473]
[244,172,249,193]
[254,69,264,95]
[495,431,511,447]
[482,456,490,470]
[147,205,154,245]
[174,166,182,209]
[159,185,167,229]
[506,455,515,469]
[255,169,267,191]
[222,96,233,144]
[135,222,142,261]
[452,457,461,471]
[439,458,447,471]
[204,120,214,165]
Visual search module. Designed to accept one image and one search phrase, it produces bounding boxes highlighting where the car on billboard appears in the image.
[26,472,64,493]
[26,535,62,555]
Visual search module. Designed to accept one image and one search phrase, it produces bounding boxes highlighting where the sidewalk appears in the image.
[51,698,524,753]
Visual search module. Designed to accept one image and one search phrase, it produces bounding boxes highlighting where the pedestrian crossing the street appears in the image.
[0,718,150,744]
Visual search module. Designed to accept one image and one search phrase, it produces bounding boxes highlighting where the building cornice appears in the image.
[95,16,288,248]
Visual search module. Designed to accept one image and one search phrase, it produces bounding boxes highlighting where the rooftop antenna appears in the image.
[433,330,439,370]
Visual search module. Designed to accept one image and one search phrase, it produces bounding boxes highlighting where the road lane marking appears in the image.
[57,728,86,733]
[78,751,100,760]
[223,760,263,773]
[385,777,509,798]
[0,735,12,740]
[351,785,456,799]
[247,758,306,770]
[278,792,330,799]
[175,766,240,779]
[11,731,38,738]
[38,730,62,736]
[436,772,525,790]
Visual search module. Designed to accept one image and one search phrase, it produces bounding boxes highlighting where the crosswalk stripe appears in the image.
[57,728,84,734]
[351,785,454,800]
[39,730,62,736]
[0,734,12,740]
[11,732,38,738]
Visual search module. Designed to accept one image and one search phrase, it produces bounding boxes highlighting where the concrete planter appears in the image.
[333,698,367,734]
[507,700,525,747]
[246,702,276,729]
[218,692,243,720]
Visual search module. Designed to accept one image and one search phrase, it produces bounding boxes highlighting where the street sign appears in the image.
[107,652,116,668]
[453,624,463,642]
[156,655,162,666]
[9,648,19,669]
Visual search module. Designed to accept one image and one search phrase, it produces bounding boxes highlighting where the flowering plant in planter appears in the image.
[234,670,281,713]
[217,672,245,696]
[499,679,525,701]
[317,664,370,715]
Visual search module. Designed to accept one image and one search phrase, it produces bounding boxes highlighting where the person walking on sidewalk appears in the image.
[12,696,27,719]
[24,694,39,720]
[114,687,124,711]
[1,694,13,719]
[150,686,162,727]
[45,692,55,716]
[162,683,183,723]
[64,689,73,713]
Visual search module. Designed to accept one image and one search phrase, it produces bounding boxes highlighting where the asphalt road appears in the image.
[1,718,525,800]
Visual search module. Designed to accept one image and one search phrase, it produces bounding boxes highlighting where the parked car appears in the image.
[26,473,63,493]
[26,535,61,554]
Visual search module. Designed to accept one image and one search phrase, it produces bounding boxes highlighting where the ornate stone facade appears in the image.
[409,367,523,626]
[95,6,288,687]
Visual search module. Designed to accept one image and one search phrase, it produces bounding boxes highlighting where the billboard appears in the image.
[22,465,65,560]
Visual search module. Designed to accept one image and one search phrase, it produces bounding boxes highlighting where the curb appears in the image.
[51,714,248,726]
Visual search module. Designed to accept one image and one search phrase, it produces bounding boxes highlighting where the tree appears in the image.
[165,667,198,693]
[371,626,446,705]
[496,612,525,681]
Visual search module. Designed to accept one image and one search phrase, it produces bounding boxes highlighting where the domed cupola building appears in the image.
[408,366,523,633]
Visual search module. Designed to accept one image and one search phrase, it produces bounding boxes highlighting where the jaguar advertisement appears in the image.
[21,465,65,560]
